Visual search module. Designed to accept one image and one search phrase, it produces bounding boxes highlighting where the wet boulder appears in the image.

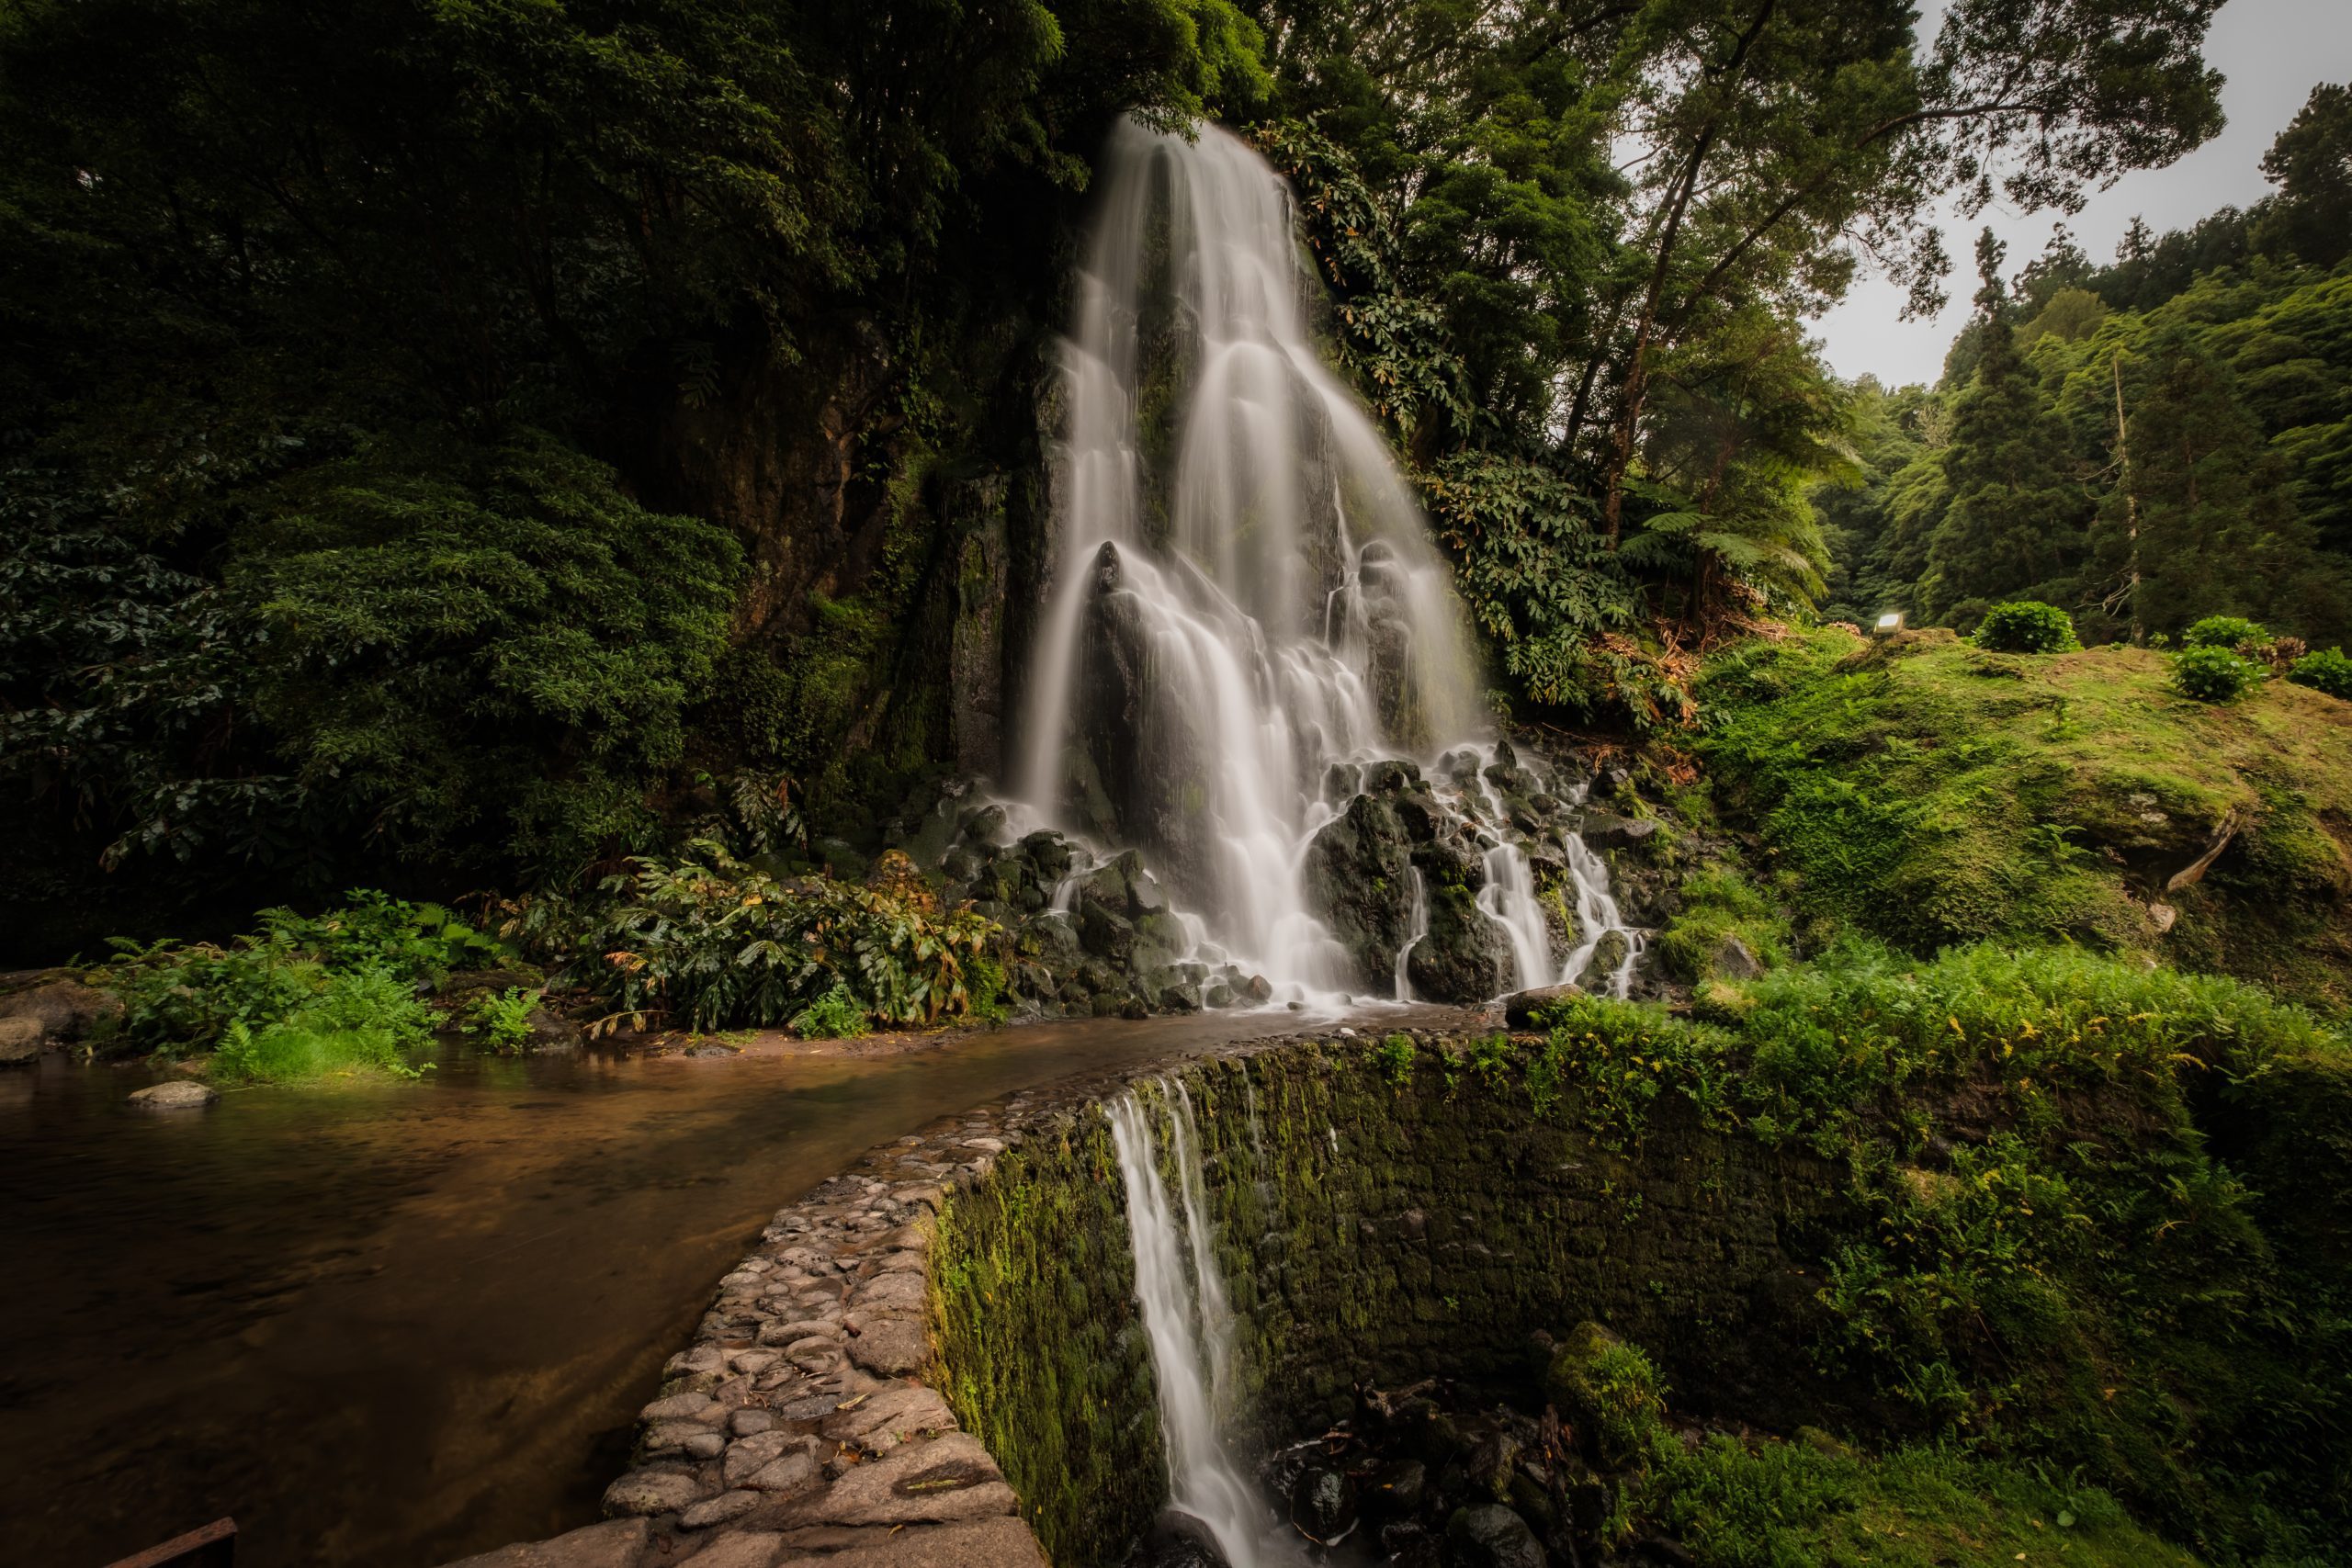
[1290,1464,1359,1544]
[1407,879,1513,1003]
[1501,984,1581,1030]
[1444,1503,1546,1568]
[1301,793,1415,989]
[1138,1508,1231,1568]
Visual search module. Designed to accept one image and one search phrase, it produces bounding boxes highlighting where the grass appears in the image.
[1655,1438,2205,1568]
[1520,942,2351,1560]
[1693,628,2352,1010]
[209,967,434,1083]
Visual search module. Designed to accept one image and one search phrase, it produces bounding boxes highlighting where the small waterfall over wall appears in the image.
[1016,118,1637,1003]
[1108,1085,1292,1567]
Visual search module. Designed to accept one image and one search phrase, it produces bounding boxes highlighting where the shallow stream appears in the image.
[0,1012,1363,1568]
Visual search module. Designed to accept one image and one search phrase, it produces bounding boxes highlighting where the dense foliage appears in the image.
[1821,83,2352,647]
[96,891,504,1080]
[1524,941,2350,1557]
[574,844,1003,1034]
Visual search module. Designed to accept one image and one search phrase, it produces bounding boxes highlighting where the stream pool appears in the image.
[0,1011,1359,1568]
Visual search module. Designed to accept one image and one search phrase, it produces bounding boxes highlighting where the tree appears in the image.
[1921,231,2090,624]
[2253,82,2352,268]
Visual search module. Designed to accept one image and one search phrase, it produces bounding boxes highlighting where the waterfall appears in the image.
[1108,1085,1287,1566]
[1015,117,1643,1005]
[1393,867,1427,1002]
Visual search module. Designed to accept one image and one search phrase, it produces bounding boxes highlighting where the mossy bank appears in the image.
[936,949,2351,1566]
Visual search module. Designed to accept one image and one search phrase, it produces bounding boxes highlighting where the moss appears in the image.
[1695,628,2352,1011]
[1655,865,1793,984]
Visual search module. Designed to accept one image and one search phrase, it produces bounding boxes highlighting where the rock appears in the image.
[433,1517,649,1568]
[813,1517,1047,1568]
[673,1531,784,1568]
[1577,812,1657,849]
[1711,935,1761,980]
[1587,931,1632,983]
[1443,1503,1547,1568]
[0,1016,48,1064]
[1500,984,1580,1030]
[602,1467,702,1517]
[1238,974,1272,1004]
[1137,1507,1232,1568]
[1290,1464,1357,1543]
[0,977,122,1043]
[642,1391,718,1422]
[821,1384,957,1453]
[791,1432,1016,1526]
[729,1408,774,1437]
[1590,765,1632,800]
[524,1007,580,1052]
[722,1432,794,1487]
[679,1490,762,1529]
[128,1080,219,1111]
[1301,792,1416,988]
[845,1315,927,1375]
[1407,879,1513,1003]
[743,1450,820,1494]
[1366,1458,1426,1516]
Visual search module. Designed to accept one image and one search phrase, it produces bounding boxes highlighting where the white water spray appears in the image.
[1018,118,1642,1003]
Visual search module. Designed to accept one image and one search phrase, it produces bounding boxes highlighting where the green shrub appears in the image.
[209,967,434,1083]
[2287,646,2352,700]
[789,982,870,1040]
[577,840,1000,1034]
[467,987,541,1053]
[257,890,507,984]
[102,938,323,1057]
[1371,1032,1416,1084]
[2180,614,2270,650]
[1971,600,2080,653]
[2169,643,2264,702]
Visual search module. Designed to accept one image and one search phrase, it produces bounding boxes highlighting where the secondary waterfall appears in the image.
[1015,118,1640,1003]
[1109,1085,1288,1567]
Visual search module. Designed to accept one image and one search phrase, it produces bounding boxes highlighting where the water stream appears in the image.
[1014,118,1641,1005]
[1109,1084,1291,1568]
[0,1013,1320,1568]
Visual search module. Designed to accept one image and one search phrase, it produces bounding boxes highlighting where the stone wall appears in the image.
[928,1032,1852,1566]
[446,1028,1850,1568]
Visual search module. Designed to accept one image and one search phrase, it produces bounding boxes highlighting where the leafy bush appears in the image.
[2287,645,2352,699]
[578,841,1000,1034]
[1971,600,2080,652]
[2180,614,2271,650]
[210,968,434,1083]
[256,890,507,985]
[789,983,870,1040]
[96,889,485,1071]
[2169,643,2264,702]
[467,987,542,1054]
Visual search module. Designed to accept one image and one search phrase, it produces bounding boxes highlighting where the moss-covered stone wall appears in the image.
[929,1033,1850,1565]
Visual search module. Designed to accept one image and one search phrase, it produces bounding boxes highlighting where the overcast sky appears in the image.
[1810,0,2352,388]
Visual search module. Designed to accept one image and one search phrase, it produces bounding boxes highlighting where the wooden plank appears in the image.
[102,1517,236,1568]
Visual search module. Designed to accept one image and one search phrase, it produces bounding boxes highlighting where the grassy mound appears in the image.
[1692,628,2352,1010]
[1534,943,2351,1561]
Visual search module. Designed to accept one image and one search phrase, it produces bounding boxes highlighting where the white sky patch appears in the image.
[1808,0,2352,389]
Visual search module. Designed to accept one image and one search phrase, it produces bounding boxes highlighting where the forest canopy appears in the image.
[0,0,2285,932]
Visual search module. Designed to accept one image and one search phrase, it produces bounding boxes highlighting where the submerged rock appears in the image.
[128,1081,218,1111]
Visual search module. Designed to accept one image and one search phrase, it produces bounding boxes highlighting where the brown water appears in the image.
[0,1011,1378,1568]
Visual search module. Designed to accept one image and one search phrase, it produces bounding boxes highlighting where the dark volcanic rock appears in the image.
[1290,1464,1358,1544]
[1408,879,1512,1003]
[1444,1504,1547,1568]
[1302,792,1415,989]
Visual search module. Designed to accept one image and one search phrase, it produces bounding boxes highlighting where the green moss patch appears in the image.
[1694,628,2352,1010]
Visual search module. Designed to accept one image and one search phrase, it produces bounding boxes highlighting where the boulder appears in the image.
[0,1015,43,1065]
[1301,792,1415,989]
[1576,812,1658,850]
[1712,935,1762,980]
[1365,1458,1426,1517]
[602,1466,702,1517]
[1407,881,1513,1003]
[1443,1504,1546,1568]
[129,1081,219,1111]
[1501,984,1581,1030]
[1290,1464,1358,1544]
[1137,1507,1232,1568]
[0,976,123,1043]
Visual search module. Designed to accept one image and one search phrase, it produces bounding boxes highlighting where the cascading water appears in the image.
[1017,118,1641,1003]
[1108,1085,1291,1567]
